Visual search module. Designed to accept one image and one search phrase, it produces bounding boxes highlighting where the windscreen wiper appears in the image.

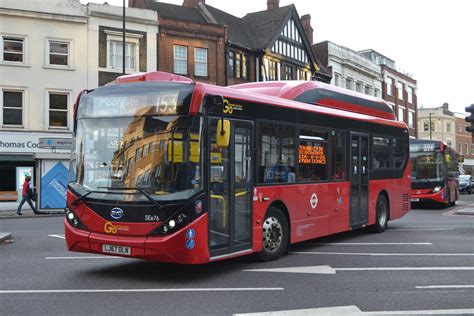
[95,187,163,209]
[71,190,93,206]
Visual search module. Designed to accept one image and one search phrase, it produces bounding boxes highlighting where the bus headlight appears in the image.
[150,212,188,236]
[432,186,442,193]
[65,207,87,231]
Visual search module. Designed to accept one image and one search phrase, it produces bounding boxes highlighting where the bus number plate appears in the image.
[103,244,131,255]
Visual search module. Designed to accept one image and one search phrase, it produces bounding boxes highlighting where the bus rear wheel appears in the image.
[257,207,289,261]
[372,194,388,233]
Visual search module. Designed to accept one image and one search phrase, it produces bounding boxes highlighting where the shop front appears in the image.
[0,132,71,210]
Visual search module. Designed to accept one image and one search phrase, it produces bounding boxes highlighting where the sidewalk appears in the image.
[452,199,474,216]
[0,201,64,219]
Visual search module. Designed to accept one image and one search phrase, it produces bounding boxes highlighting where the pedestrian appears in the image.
[16,176,39,215]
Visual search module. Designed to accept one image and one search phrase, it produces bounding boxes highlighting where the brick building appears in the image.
[455,113,474,173]
[129,0,330,85]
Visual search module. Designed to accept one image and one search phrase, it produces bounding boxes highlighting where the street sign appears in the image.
[38,138,72,150]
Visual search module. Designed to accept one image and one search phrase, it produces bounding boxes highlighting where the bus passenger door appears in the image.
[209,119,253,258]
[350,133,369,228]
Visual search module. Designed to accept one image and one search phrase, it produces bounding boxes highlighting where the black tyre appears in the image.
[373,194,388,233]
[257,207,289,261]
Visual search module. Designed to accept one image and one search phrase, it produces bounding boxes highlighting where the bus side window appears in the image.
[258,123,295,184]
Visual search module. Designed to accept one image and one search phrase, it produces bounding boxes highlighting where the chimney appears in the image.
[301,14,313,44]
[128,0,147,9]
[442,102,449,110]
[267,0,279,10]
[183,0,205,7]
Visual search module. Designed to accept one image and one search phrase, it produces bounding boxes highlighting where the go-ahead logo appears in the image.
[110,207,124,220]
[104,221,129,234]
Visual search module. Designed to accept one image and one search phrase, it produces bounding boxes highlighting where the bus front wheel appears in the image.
[373,195,388,233]
[258,207,289,261]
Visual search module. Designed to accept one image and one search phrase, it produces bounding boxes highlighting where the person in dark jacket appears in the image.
[16,176,39,215]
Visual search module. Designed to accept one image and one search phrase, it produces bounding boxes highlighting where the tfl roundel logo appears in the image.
[110,207,124,220]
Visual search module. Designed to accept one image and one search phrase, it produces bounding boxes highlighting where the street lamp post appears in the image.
[429,112,434,139]
[122,0,126,75]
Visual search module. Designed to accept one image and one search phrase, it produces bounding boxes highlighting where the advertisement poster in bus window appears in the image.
[40,161,68,209]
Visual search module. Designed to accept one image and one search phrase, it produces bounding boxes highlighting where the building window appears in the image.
[408,86,414,104]
[2,36,24,63]
[194,48,207,77]
[228,51,248,80]
[345,78,352,90]
[334,73,340,86]
[446,122,451,133]
[268,60,278,81]
[458,124,462,132]
[423,122,429,132]
[242,54,247,79]
[228,51,234,77]
[408,111,414,128]
[386,77,393,96]
[173,45,187,75]
[465,143,469,155]
[356,82,362,92]
[2,90,23,126]
[374,89,379,97]
[108,41,136,71]
[48,92,68,128]
[48,40,69,66]
[458,142,462,154]
[471,143,474,154]
[365,85,370,95]
[397,82,404,100]
[284,65,293,80]
[398,107,404,122]
[235,53,241,78]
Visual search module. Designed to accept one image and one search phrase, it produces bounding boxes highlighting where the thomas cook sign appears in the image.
[0,132,71,153]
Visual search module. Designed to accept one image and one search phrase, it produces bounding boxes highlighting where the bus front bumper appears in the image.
[410,189,446,204]
[64,213,210,264]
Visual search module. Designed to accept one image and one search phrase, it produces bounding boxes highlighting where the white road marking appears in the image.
[243,266,336,274]
[45,256,123,260]
[0,288,284,294]
[312,242,432,245]
[244,266,474,275]
[48,234,65,240]
[337,267,474,271]
[388,228,454,231]
[234,306,474,315]
[416,285,474,289]
[291,251,474,256]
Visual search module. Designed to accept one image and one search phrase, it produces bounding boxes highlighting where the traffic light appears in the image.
[466,104,474,134]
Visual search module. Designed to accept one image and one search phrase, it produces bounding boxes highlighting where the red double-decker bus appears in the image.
[410,139,460,207]
[65,71,411,263]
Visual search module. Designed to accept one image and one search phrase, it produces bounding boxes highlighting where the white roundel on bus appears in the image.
[310,193,318,209]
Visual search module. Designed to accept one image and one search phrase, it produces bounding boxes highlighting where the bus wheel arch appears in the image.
[257,201,290,261]
[373,191,389,233]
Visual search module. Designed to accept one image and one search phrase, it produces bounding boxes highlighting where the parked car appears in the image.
[459,174,472,194]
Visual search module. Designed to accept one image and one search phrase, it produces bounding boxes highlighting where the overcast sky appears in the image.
[81,0,474,114]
